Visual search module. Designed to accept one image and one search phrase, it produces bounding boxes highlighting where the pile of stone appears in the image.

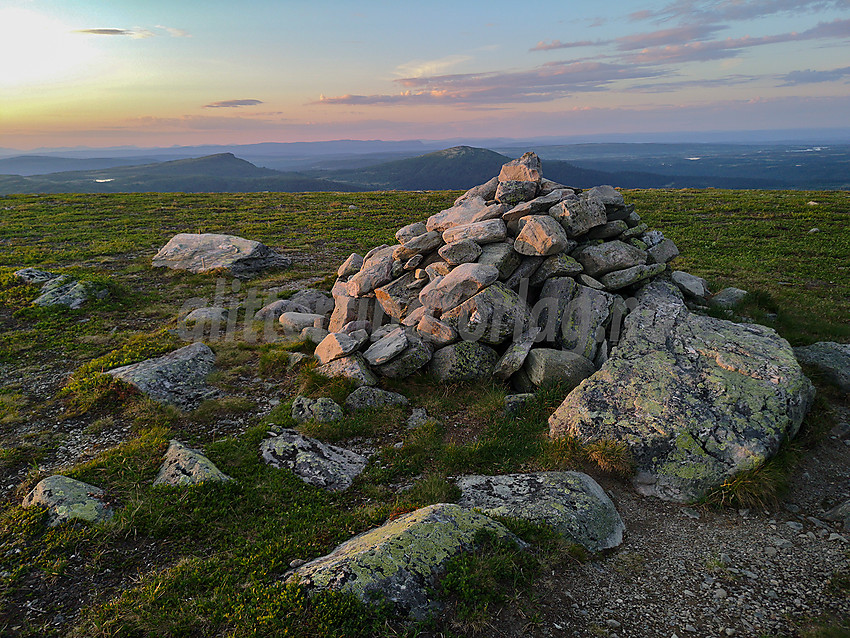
[311,152,681,393]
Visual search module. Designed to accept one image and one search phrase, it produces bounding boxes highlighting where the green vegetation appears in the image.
[0,189,847,635]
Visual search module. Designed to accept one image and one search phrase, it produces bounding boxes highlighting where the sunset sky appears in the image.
[2,0,849,150]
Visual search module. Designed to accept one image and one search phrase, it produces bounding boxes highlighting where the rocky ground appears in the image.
[448,404,850,638]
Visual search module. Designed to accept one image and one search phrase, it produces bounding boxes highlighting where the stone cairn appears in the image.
[308,151,680,393]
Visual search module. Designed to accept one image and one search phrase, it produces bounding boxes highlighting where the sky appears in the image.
[1,0,849,150]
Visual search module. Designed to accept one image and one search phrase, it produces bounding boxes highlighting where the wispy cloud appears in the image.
[75,27,154,39]
[781,65,850,84]
[319,60,664,106]
[530,39,603,51]
[614,24,726,50]
[155,25,190,37]
[75,25,188,39]
[623,18,850,64]
[627,0,848,25]
[395,55,472,78]
[203,99,264,108]
[627,74,762,93]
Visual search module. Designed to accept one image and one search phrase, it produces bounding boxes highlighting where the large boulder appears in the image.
[152,233,290,278]
[514,215,573,257]
[153,440,233,487]
[106,342,217,410]
[549,282,816,502]
[289,503,520,619]
[457,472,624,551]
[260,430,367,492]
[22,476,114,526]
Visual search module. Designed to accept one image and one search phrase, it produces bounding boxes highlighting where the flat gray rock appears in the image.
[344,386,409,411]
[794,341,850,393]
[549,281,815,502]
[599,263,666,291]
[289,503,520,619]
[152,233,290,278]
[22,475,113,526]
[260,429,367,492]
[457,471,625,551]
[363,327,408,366]
[153,440,233,487]
[106,342,217,410]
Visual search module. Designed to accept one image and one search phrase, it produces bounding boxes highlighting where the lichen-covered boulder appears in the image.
[289,503,521,619]
[429,341,498,382]
[260,430,367,492]
[457,472,624,551]
[344,386,409,411]
[23,475,113,526]
[32,276,109,309]
[291,396,343,424]
[106,342,217,410]
[153,440,233,487]
[441,282,532,345]
[152,233,290,278]
[793,341,850,393]
[549,281,815,502]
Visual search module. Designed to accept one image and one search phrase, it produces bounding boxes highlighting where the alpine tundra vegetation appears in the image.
[0,154,848,637]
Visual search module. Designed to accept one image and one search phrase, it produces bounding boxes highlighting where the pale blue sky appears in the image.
[2,0,849,148]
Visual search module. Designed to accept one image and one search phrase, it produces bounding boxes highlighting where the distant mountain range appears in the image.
[0,143,847,194]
